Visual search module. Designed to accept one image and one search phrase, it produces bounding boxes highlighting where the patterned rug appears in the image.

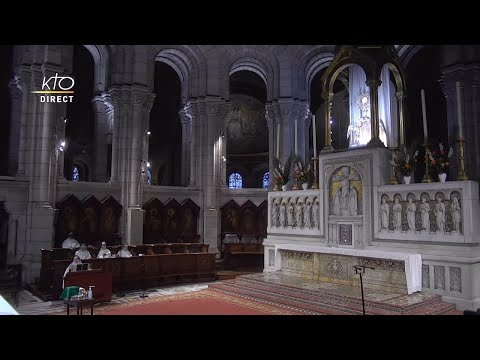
[55,289,309,315]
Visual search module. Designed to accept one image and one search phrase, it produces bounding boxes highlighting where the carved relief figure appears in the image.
[331,166,360,216]
[167,208,177,233]
[63,206,77,234]
[406,197,416,232]
[184,208,194,233]
[451,196,461,233]
[149,208,161,232]
[295,202,303,228]
[333,191,341,216]
[419,197,431,232]
[434,197,445,232]
[83,207,97,233]
[279,203,286,228]
[304,200,312,229]
[348,185,358,216]
[271,201,279,227]
[392,198,402,231]
[287,202,294,227]
[226,208,238,230]
[103,207,115,235]
[380,197,389,230]
[312,199,319,229]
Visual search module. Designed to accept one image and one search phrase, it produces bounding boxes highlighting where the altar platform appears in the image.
[208,273,459,315]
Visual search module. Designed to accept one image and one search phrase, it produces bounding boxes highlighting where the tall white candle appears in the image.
[456,81,463,139]
[421,89,428,142]
[294,118,298,156]
[276,123,280,158]
[312,114,317,158]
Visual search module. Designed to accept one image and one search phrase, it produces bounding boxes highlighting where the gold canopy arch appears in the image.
[320,45,407,151]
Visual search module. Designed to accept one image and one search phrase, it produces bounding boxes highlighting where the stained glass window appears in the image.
[72,166,80,181]
[228,172,242,189]
[147,169,152,185]
[262,172,269,189]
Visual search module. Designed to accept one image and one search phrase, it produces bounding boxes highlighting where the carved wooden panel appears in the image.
[221,200,241,234]
[99,195,122,246]
[257,200,268,239]
[181,198,200,236]
[55,194,82,248]
[143,198,165,244]
[240,200,258,236]
[79,195,102,246]
[164,198,182,241]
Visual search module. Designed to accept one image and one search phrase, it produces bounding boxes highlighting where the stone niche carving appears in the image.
[378,191,463,235]
[269,195,320,230]
[330,166,362,216]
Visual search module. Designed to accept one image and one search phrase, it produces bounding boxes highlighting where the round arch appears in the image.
[83,45,110,94]
[221,47,279,102]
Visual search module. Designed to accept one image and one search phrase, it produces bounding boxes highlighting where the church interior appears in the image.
[0,44,479,315]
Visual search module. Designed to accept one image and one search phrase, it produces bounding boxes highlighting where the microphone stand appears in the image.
[353,265,375,315]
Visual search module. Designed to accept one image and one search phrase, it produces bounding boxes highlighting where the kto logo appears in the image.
[31,73,75,103]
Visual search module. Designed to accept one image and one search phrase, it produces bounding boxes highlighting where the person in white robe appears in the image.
[62,232,80,249]
[74,243,92,260]
[97,242,112,258]
[117,245,132,258]
[62,255,82,288]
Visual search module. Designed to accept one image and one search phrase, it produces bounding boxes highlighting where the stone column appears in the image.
[322,91,334,152]
[187,101,199,187]
[92,96,109,182]
[8,78,23,176]
[265,103,275,190]
[366,78,385,147]
[179,107,192,186]
[16,66,32,177]
[396,91,406,146]
[108,90,121,183]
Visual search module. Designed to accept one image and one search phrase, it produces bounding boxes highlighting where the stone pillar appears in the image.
[8,78,23,176]
[440,64,480,181]
[92,96,109,182]
[179,107,192,186]
[187,101,199,187]
[322,91,334,152]
[16,66,32,177]
[396,91,406,146]
[265,103,275,190]
[366,78,385,147]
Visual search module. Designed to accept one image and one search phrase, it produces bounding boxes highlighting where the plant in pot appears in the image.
[391,144,419,184]
[273,153,292,191]
[427,142,453,182]
[292,155,310,190]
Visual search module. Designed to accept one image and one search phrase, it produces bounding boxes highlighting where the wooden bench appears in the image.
[224,243,264,271]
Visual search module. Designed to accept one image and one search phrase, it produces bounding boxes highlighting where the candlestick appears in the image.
[276,123,280,159]
[421,143,432,183]
[456,138,469,180]
[421,89,428,142]
[389,147,399,185]
[294,118,298,156]
[312,114,317,158]
[310,157,319,189]
[456,81,463,139]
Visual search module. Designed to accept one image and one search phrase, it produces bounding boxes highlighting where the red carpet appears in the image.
[90,290,304,315]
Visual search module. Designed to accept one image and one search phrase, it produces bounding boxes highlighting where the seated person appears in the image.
[117,245,133,258]
[62,255,82,288]
[62,232,80,249]
[74,243,92,260]
[97,242,112,258]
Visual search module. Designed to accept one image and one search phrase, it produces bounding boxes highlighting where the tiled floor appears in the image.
[15,283,213,315]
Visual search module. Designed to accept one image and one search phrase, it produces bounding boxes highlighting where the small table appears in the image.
[65,298,96,315]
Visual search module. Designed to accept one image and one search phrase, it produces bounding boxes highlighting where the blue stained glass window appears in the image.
[228,172,243,189]
[72,166,80,181]
[262,172,269,189]
[147,169,152,185]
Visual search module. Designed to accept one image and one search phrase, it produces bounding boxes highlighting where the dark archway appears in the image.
[149,62,182,186]
[64,45,95,181]
[227,70,268,188]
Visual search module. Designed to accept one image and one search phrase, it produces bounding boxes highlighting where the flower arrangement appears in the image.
[427,142,453,174]
[272,154,292,187]
[292,155,310,184]
[391,145,419,176]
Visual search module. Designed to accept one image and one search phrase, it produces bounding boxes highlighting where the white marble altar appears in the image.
[271,244,422,294]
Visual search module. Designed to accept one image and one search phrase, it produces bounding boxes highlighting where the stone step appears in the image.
[210,274,457,315]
